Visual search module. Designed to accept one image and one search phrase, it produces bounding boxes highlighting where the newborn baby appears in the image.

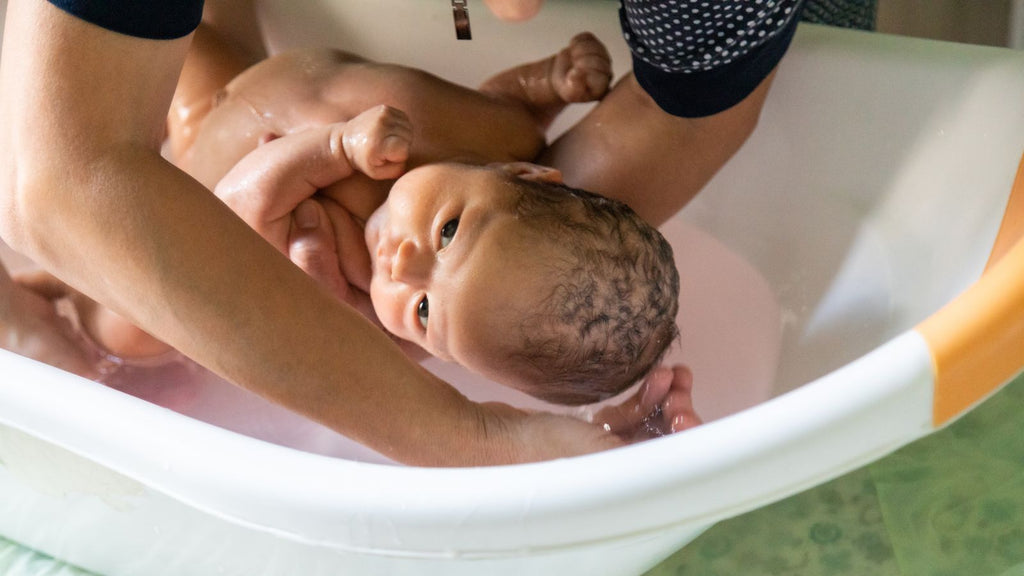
[68,33,683,407]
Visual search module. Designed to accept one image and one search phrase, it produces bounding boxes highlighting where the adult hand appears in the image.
[483,0,545,21]
[287,198,377,322]
[474,401,625,463]
[0,267,99,379]
[593,365,702,443]
[469,365,701,463]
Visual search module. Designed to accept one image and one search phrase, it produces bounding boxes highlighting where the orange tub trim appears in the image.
[918,150,1024,426]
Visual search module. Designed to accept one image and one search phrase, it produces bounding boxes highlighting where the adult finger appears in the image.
[288,199,347,301]
[483,0,545,21]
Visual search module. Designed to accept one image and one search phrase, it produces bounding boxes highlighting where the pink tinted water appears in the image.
[1,221,781,464]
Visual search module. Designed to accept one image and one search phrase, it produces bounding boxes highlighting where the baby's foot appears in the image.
[342,105,413,180]
[548,32,612,104]
[478,32,612,128]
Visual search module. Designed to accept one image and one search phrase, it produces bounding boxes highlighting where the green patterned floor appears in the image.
[647,373,1024,576]
[2,375,1022,576]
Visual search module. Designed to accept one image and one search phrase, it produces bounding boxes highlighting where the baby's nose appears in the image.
[391,238,431,284]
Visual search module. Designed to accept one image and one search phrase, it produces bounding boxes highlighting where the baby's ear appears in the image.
[500,162,563,184]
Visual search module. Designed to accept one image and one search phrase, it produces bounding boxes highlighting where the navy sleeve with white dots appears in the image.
[45,0,203,40]
[621,0,805,118]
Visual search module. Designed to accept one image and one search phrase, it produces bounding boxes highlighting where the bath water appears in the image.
[1,221,783,464]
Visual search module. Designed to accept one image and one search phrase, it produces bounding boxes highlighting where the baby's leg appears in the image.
[14,270,174,364]
[478,32,612,130]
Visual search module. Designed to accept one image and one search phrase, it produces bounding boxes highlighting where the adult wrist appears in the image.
[388,384,524,467]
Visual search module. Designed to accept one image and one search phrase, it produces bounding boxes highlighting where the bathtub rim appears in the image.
[0,327,955,557]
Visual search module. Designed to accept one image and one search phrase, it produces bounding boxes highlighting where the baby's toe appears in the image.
[557,66,610,103]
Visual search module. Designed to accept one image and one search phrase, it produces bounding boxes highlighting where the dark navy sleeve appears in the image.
[47,0,204,40]
[620,0,805,118]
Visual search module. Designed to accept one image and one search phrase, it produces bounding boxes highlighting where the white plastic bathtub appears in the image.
[2,1,1024,575]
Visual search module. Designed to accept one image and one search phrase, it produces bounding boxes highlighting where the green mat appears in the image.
[2,375,1022,576]
[648,373,1024,576]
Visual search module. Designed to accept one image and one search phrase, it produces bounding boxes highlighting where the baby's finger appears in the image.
[572,53,612,76]
[570,34,610,63]
[344,105,413,180]
[551,47,574,86]
[372,133,412,178]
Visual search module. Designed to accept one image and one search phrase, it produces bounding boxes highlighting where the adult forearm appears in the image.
[13,144,497,463]
[540,72,774,226]
[0,0,490,465]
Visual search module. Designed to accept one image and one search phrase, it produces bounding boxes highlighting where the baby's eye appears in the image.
[440,219,459,249]
[417,296,429,329]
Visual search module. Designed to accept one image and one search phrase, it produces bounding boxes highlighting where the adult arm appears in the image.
[0,0,620,466]
[538,69,775,226]
[509,0,799,225]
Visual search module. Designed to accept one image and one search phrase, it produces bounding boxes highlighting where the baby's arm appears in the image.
[214,105,412,254]
[478,32,612,130]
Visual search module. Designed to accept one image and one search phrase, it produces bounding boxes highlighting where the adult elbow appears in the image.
[0,154,31,254]
[0,156,74,264]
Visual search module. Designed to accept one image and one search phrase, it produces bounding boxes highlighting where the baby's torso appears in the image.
[187,48,544,225]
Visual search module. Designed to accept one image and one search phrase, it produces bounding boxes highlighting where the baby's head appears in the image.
[366,162,679,404]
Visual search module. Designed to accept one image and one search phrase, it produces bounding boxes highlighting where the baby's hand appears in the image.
[550,32,612,104]
[342,105,413,181]
[215,108,411,254]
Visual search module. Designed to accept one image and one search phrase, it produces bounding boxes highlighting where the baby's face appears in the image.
[365,163,556,387]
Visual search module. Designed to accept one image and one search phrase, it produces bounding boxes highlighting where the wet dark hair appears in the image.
[502,179,680,405]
